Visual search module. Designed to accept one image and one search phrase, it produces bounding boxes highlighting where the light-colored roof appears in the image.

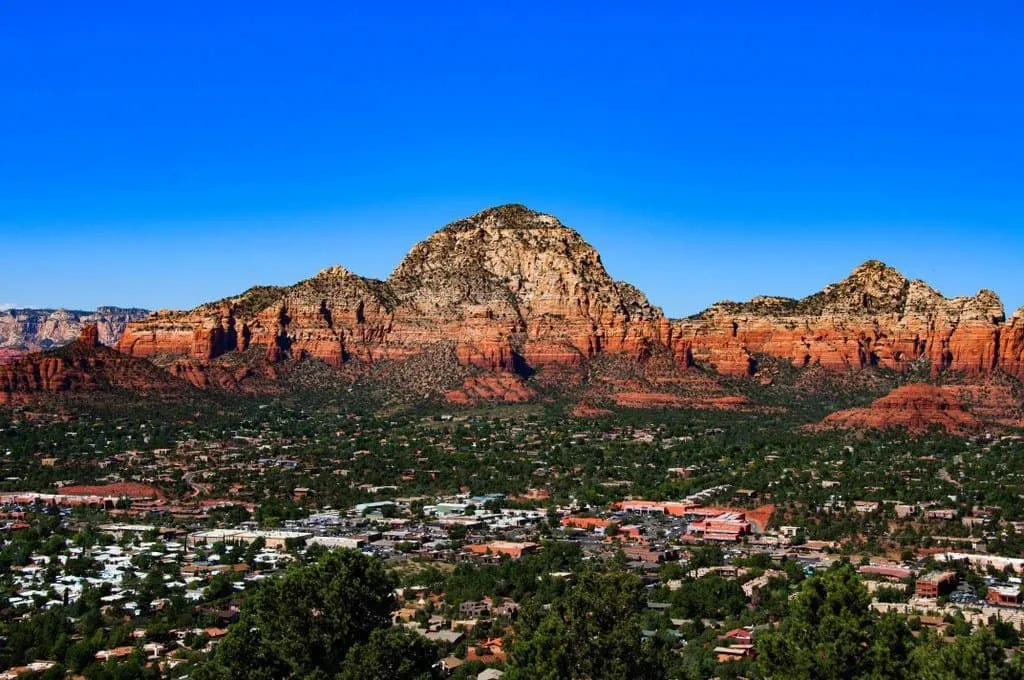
[478,670,505,680]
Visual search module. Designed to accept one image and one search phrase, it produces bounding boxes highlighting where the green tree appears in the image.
[910,627,1023,680]
[868,612,915,679]
[504,569,667,680]
[337,627,442,680]
[757,562,875,679]
[203,572,235,601]
[202,549,396,679]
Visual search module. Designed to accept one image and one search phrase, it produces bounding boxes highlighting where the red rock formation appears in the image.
[79,324,100,348]
[818,384,984,433]
[0,349,25,364]
[119,206,668,394]
[571,401,614,418]
[613,391,687,408]
[0,326,189,404]
[674,262,1009,379]
[110,207,1024,408]
[166,359,262,392]
[999,309,1024,381]
[445,374,536,405]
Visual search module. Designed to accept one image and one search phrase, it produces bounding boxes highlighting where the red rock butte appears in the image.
[0,325,189,404]
[117,205,675,387]
[816,382,1024,433]
[115,205,1024,387]
[818,384,984,433]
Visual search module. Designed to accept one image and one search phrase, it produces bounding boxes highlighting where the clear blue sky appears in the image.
[2,2,1022,317]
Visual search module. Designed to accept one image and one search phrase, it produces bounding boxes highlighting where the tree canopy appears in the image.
[504,568,669,680]
[196,549,412,679]
[757,562,1024,680]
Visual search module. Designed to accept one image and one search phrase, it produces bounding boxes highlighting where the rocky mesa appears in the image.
[673,260,1024,381]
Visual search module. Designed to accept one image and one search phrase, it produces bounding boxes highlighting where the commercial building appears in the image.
[466,541,538,560]
[915,571,957,598]
[188,529,311,551]
[987,586,1022,607]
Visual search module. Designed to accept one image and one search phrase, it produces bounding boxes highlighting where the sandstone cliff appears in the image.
[999,308,1024,380]
[118,205,667,385]
[0,325,190,405]
[673,260,1016,379]
[111,205,1024,409]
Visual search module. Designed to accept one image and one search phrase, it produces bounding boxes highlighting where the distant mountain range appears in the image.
[2,204,1023,432]
[0,306,149,359]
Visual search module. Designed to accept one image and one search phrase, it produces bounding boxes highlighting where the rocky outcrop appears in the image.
[673,261,1014,379]
[815,383,1016,433]
[118,205,667,390]
[999,308,1024,380]
[388,205,662,369]
[0,349,24,363]
[445,374,536,405]
[0,326,189,404]
[112,206,1024,408]
[0,307,149,359]
[818,384,982,433]
[571,401,614,418]
[6,203,1020,415]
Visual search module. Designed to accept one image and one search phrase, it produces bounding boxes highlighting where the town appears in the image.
[4,397,1024,678]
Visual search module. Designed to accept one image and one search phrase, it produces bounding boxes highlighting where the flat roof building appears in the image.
[915,571,957,599]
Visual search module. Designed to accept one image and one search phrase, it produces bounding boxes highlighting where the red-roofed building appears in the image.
[466,541,538,560]
[719,628,754,645]
[561,516,610,531]
[916,571,957,598]
[689,512,751,542]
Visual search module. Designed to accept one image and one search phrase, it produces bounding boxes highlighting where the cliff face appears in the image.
[0,307,150,359]
[118,205,668,379]
[673,260,1017,379]
[999,309,1024,380]
[388,204,664,370]
[113,206,1024,401]
[0,326,189,404]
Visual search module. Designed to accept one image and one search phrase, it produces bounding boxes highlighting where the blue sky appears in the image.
[1,2,1022,317]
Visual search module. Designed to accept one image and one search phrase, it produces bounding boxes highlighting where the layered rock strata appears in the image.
[813,382,1024,433]
[674,261,1019,380]
[108,206,1024,402]
[0,326,188,404]
[118,205,670,382]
